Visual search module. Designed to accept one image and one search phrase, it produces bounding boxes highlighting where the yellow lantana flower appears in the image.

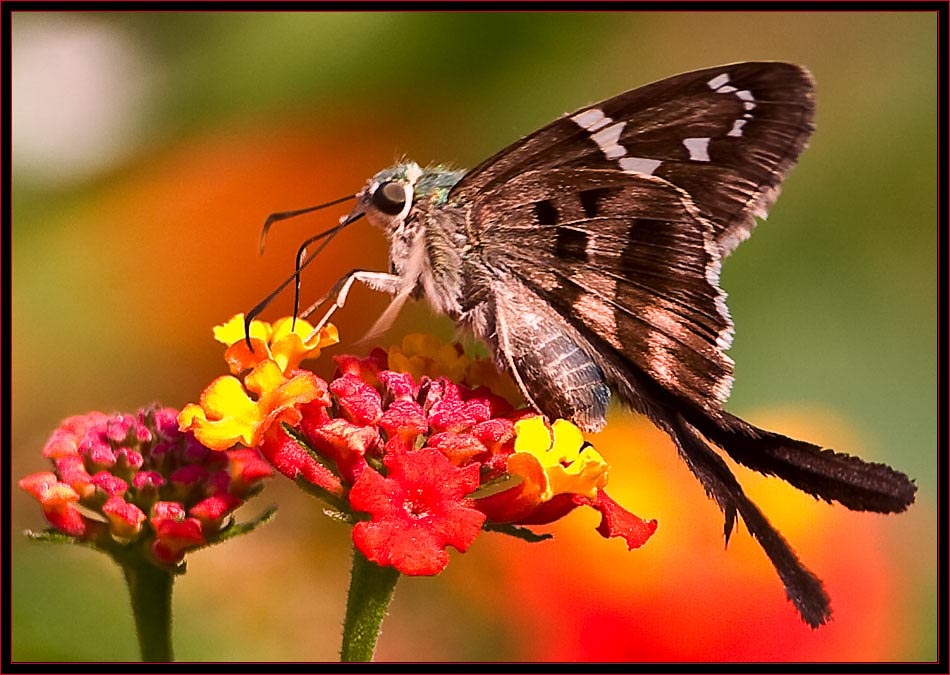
[387,333,524,405]
[510,416,609,502]
[214,314,339,375]
[178,314,336,450]
[387,333,469,383]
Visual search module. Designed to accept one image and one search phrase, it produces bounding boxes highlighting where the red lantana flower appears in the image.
[350,448,485,575]
[180,318,657,577]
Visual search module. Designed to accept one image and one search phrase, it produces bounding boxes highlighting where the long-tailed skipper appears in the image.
[250,62,916,627]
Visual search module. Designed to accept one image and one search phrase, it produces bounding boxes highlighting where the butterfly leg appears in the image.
[303,269,402,340]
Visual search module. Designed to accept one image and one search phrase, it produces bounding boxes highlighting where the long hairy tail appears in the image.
[662,411,834,628]
[686,407,917,514]
[602,353,915,626]
[660,400,916,627]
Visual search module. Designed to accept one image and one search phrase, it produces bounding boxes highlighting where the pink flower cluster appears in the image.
[19,406,272,566]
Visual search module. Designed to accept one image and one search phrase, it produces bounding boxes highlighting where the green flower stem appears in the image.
[121,559,175,662]
[340,548,400,662]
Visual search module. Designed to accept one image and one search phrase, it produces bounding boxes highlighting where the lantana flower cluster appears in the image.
[19,405,273,567]
[179,315,657,576]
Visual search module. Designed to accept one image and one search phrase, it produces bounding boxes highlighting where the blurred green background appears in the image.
[10,11,936,662]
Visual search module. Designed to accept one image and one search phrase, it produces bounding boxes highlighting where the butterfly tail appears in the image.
[685,408,917,514]
[664,411,832,628]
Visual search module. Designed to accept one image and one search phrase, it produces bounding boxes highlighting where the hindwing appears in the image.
[491,278,611,431]
[471,169,733,418]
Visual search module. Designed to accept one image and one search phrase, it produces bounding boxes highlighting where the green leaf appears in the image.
[281,422,341,478]
[23,529,104,550]
[322,507,356,524]
[482,522,553,543]
[467,472,524,500]
[213,504,278,544]
[294,475,354,522]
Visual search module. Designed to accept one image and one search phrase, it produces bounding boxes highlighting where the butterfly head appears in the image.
[341,162,424,234]
[344,161,465,237]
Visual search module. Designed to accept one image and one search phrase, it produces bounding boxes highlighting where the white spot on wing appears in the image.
[573,110,640,169]
[736,90,756,110]
[591,121,627,160]
[683,137,711,162]
[708,74,757,138]
[707,73,730,89]
[620,157,661,175]
[572,108,608,131]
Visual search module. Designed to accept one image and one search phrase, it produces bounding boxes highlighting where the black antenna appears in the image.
[244,209,366,349]
[258,194,356,254]
[289,212,361,326]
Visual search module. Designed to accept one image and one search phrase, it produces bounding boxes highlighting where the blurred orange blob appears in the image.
[54,112,400,357]
[468,409,916,661]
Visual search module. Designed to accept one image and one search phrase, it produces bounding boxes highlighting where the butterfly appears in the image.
[250,62,916,627]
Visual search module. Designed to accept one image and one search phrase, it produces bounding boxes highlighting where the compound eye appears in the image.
[372,181,407,216]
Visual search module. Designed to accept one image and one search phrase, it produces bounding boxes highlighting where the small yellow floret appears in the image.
[511,416,609,502]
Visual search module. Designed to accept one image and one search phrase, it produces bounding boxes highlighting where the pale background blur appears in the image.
[10,11,937,661]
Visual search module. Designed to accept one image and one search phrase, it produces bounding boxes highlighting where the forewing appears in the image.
[452,62,814,257]
[473,169,734,415]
